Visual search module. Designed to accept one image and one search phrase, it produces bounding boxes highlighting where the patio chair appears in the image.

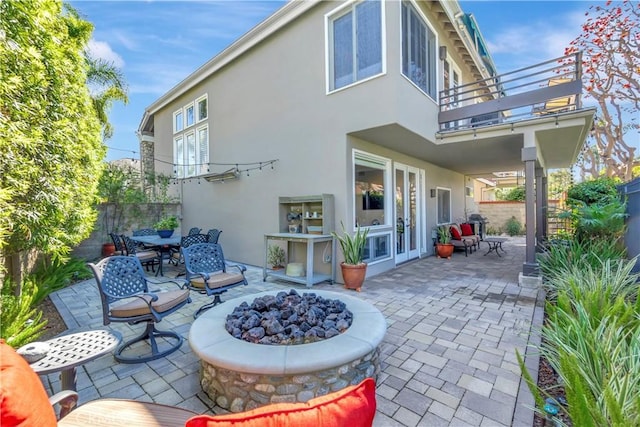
[182,243,248,318]
[109,233,126,255]
[132,228,157,236]
[169,233,208,266]
[187,227,202,236]
[121,235,161,273]
[206,228,222,244]
[87,256,191,363]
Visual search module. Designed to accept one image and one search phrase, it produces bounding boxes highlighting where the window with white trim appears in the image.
[328,0,383,91]
[196,95,208,122]
[173,135,184,178]
[354,151,390,228]
[173,109,184,133]
[401,1,437,99]
[185,103,195,128]
[436,187,451,224]
[197,125,209,175]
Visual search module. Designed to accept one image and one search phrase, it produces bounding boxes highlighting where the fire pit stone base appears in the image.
[189,290,386,413]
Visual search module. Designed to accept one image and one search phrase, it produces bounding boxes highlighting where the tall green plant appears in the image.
[0,279,47,348]
[332,223,369,265]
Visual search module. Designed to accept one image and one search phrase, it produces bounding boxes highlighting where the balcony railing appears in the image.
[438,52,583,132]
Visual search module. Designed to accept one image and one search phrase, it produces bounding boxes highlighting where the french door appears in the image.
[395,164,422,263]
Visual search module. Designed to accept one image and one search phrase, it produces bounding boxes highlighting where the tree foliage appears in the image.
[0,0,105,262]
[565,1,639,182]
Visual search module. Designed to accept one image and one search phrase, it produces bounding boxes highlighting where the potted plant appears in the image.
[267,244,286,270]
[154,216,179,238]
[332,222,369,292]
[435,226,454,259]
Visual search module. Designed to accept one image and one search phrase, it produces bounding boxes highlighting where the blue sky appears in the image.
[71,0,604,161]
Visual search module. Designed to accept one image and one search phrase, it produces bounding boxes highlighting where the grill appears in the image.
[468,214,488,240]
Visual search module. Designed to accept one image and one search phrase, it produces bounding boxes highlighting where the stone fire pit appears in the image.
[189,290,386,413]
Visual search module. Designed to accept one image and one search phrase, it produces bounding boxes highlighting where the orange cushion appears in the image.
[450,226,462,240]
[460,223,473,236]
[0,340,57,426]
[185,377,376,427]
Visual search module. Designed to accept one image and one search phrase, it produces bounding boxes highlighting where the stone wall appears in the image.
[477,200,562,234]
[200,347,380,413]
[72,203,181,261]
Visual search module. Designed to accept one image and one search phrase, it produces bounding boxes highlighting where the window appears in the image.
[197,125,209,175]
[173,109,184,133]
[328,0,382,91]
[185,103,195,128]
[362,233,391,263]
[173,136,184,178]
[196,95,208,122]
[436,187,451,224]
[354,151,390,228]
[401,1,437,98]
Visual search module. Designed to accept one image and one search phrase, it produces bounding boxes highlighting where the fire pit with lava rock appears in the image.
[225,290,353,345]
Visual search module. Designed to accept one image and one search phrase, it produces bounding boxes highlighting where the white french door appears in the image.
[395,163,422,263]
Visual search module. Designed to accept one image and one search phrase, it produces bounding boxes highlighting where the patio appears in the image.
[45,237,542,426]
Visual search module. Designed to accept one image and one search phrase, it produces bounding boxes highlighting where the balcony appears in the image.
[438,52,583,132]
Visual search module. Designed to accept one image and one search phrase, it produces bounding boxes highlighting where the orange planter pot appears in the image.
[102,243,115,258]
[436,243,454,259]
[340,262,367,292]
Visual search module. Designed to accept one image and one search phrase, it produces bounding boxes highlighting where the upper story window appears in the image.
[401,1,437,99]
[185,103,195,128]
[196,95,208,122]
[173,109,184,133]
[436,187,451,224]
[327,0,383,92]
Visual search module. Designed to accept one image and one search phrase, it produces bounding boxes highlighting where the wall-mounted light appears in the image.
[439,46,447,61]
[430,189,436,198]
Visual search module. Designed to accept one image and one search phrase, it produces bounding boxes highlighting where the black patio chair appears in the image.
[87,256,191,363]
[121,235,161,273]
[187,227,202,236]
[182,243,248,318]
[132,228,157,236]
[206,229,222,244]
[109,233,126,255]
[168,233,208,266]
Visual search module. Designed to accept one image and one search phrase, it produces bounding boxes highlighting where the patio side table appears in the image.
[30,329,121,392]
[483,237,508,257]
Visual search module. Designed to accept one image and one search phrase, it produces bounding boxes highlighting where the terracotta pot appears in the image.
[340,262,367,292]
[102,243,115,257]
[436,243,454,259]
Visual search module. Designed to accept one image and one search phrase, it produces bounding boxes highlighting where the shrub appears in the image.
[503,186,525,202]
[504,216,522,236]
[30,258,93,306]
[0,279,47,348]
[567,177,620,207]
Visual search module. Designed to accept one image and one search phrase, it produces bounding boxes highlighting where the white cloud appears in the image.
[87,39,125,68]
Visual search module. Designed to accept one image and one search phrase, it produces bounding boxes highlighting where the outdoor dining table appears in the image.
[130,235,181,276]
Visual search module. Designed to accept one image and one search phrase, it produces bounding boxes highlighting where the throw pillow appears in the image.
[0,340,58,427]
[450,226,462,240]
[186,377,376,427]
[460,223,473,236]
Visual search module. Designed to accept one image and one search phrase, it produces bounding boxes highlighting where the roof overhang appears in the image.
[350,108,596,176]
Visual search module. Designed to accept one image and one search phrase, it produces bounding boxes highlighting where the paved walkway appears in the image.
[47,237,543,426]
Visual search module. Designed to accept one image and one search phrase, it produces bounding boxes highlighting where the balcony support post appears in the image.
[535,167,547,250]
[522,145,539,277]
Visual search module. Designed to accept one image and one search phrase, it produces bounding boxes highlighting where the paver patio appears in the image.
[46,237,543,426]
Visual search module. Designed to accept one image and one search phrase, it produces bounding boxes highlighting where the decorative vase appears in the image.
[436,243,454,259]
[157,229,174,238]
[340,262,367,292]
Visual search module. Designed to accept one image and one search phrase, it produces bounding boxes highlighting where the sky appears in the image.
[69,0,627,161]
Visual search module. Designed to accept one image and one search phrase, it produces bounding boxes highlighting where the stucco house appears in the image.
[137,0,595,282]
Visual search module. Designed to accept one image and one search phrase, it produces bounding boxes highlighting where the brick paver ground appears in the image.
[46,236,543,426]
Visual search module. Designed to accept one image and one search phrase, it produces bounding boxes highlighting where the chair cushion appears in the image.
[190,272,244,290]
[0,340,58,426]
[460,223,473,236]
[185,377,376,427]
[136,252,157,262]
[110,289,190,318]
[450,226,462,240]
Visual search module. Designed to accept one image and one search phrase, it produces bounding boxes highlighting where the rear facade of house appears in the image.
[138,0,594,281]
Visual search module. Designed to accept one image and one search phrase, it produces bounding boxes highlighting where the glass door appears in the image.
[395,164,421,263]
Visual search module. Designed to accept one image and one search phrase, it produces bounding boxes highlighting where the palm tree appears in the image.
[86,57,128,140]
